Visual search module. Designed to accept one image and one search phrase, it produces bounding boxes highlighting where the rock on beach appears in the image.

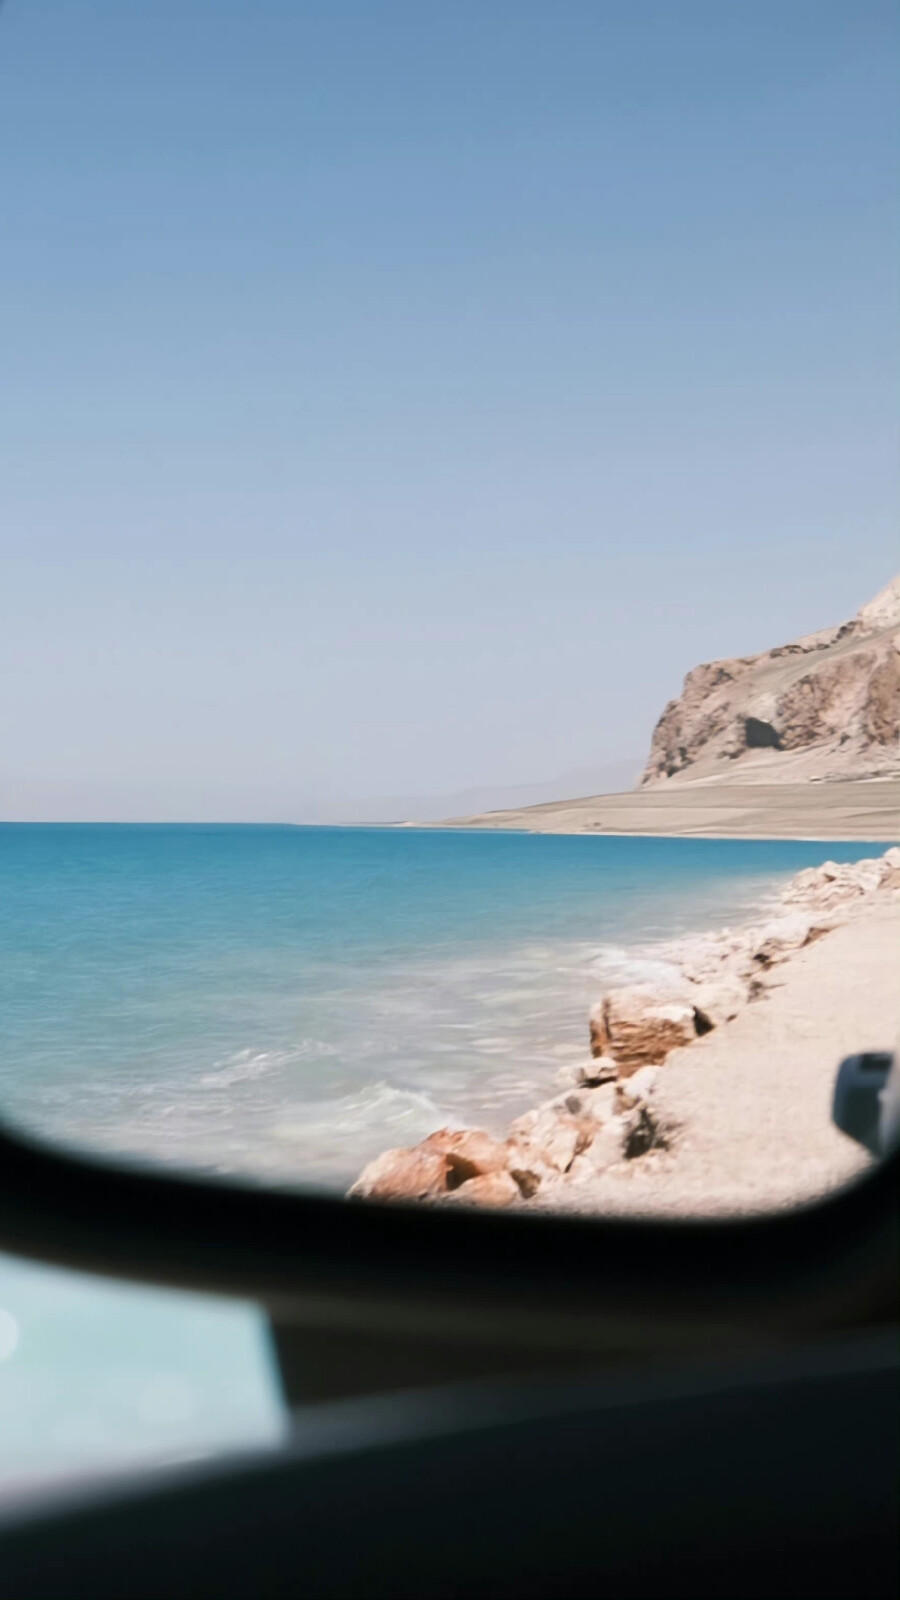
[348,848,900,1210]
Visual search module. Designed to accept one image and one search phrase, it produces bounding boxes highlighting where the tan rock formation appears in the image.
[348,1144,452,1202]
[349,1125,511,1203]
[443,1170,520,1207]
[589,987,700,1073]
[641,574,900,787]
[419,1126,510,1183]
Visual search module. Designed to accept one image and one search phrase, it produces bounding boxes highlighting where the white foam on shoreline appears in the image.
[22,853,891,1190]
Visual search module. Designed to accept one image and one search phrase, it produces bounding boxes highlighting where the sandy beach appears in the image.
[445,777,900,841]
[541,893,900,1218]
[351,849,900,1219]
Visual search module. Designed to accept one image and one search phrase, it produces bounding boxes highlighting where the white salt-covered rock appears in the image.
[670,931,750,984]
[691,974,750,1028]
[615,1065,659,1112]
[577,1081,619,1123]
[880,847,900,891]
[554,1055,618,1090]
[750,913,815,966]
[573,1055,619,1087]
[578,1116,629,1173]
[509,1104,583,1173]
[546,1082,617,1124]
[781,854,896,911]
[849,857,886,893]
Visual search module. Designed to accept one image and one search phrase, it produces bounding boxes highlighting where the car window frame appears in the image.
[0,1114,895,1367]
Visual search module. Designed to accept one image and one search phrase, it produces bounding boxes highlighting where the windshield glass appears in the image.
[0,0,897,1226]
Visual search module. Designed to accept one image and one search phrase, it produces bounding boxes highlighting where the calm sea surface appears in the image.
[0,824,887,1189]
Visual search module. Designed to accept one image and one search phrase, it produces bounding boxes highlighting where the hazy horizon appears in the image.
[0,758,642,826]
[1,2,897,821]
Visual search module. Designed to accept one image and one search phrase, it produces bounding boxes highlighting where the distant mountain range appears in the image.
[641,574,900,788]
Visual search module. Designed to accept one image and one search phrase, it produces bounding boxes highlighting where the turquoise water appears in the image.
[0,824,888,1189]
[0,823,892,1494]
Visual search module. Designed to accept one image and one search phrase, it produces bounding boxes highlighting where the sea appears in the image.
[0,823,889,1488]
[0,823,889,1187]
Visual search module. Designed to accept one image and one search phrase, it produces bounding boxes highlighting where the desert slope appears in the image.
[444,779,900,839]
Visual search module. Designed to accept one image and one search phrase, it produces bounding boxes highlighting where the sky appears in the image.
[0,0,897,820]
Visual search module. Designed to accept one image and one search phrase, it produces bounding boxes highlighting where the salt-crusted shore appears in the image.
[348,848,900,1218]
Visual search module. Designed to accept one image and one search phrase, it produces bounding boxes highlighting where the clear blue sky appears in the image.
[0,1,897,816]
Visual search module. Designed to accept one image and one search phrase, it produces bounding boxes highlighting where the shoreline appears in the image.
[404,826,897,844]
[545,891,900,1217]
[349,847,900,1218]
[436,778,900,841]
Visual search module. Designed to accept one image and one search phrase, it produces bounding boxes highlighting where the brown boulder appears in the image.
[590,985,699,1075]
[420,1127,510,1186]
[348,1145,450,1203]
[443,1170,520,1208]
[349,1124,514,1203]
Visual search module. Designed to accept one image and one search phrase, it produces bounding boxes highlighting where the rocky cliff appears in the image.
[641,575,900,787]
